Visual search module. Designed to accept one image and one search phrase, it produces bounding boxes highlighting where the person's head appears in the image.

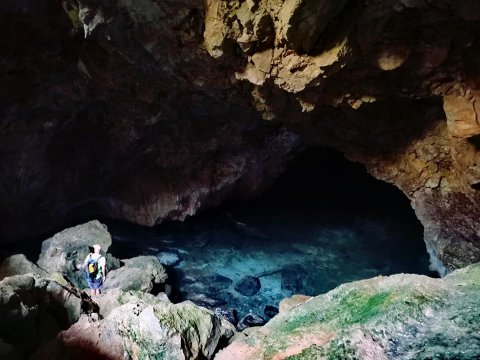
[93,244,101,254]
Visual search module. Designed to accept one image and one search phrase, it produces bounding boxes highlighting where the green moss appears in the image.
[65,3,82,29]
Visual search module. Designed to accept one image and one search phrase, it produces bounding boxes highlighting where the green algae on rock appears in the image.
[215,264,480,360]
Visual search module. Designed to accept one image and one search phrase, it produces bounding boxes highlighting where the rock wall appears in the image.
[1,0,480,271]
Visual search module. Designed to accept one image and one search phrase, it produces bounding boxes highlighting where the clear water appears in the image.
[107,147,434,324]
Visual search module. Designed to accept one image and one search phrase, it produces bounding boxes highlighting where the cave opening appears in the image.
[106,146,434,324]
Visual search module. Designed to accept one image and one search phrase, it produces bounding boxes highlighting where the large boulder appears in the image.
[0,274,82,359]
[0,254,49,280]
[37,220,120,289]
[33,292,236,360]
[103,256,168,293]
[216,263,480,360]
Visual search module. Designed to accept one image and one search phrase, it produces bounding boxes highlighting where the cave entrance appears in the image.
[107,146,433,325]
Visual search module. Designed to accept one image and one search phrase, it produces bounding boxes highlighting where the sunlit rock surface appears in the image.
[216,263,480,360]
[33,289,235,360]
[37,220,120,289]
[1,0,480,271]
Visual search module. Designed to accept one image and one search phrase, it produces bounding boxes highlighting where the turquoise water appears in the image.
[107,147,433,326]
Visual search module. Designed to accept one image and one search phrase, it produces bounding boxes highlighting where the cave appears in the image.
[2,1,480,358]
[104,146,433,322]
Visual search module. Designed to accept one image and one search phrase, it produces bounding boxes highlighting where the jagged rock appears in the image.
[0,274,82,358]
[215,307,239,326]
[234,276,261,296]
[0,254,48,280]
[237,313,266,331]
[216,263,480,360]
[37,220,120,289]
[1,0,480,274]
[103,256,167,293]
[33,293,236,360]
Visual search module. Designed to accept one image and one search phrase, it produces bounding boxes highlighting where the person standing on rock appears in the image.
[77,244,107,297]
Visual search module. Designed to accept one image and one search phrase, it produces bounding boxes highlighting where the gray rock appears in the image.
[216,264,480,360]
[0,274,82,358]
[103,255,167,293]
[37,220,120,289]
[0,254,48,280]
[234,276,261,296]
[33,292,236,360]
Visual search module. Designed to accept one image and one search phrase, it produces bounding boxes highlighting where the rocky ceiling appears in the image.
[1,0,480,272]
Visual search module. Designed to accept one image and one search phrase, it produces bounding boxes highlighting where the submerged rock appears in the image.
[156,250,181,266]
[216,264,480,360]
[234,275,261,296]
[281,264,307,293]
[33,291,236,360]
[264,305,279,319]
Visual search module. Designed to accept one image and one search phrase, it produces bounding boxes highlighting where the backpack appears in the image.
[86,255,102,279]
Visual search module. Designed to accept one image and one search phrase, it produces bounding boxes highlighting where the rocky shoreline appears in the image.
[1,220,479,359]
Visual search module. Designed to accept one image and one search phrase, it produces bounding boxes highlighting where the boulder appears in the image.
[216,264,480,360]
[0,274,82,358]
[37,220,120,289]
[33,293,236,360]
[234,276,261,296]
[0,254,48,280]
[103,256,167,293]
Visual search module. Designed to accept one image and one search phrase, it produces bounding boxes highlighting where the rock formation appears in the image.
[1,0,480,272]
[216,263,480,360]
[32,290,236,360]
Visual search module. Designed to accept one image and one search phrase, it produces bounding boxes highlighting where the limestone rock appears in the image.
[156,250,181,266]
[0,274,82,358]
[0,254,48,280]
[33,294,236,360]
[279,294,312,314]
[216,263,480,360]
[37,220,120,289]
[103,255,167,293]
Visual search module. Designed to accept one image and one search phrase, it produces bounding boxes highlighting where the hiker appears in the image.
[77,244,107,296]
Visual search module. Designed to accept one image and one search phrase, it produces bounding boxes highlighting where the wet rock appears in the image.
[216,264,480,360]
[36,220,120,289]
[264,305,279,319]
[0,254,48,280]
[0,274,82,358]
[183,293,227,309]
[237,313,266,331]
[33,292,236,360]
[182,269,233,296]
[156,250,181,266]
[103,256,167,293]
[234,276,261,296]
[281,264,307,293]
[215,307,239,326]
